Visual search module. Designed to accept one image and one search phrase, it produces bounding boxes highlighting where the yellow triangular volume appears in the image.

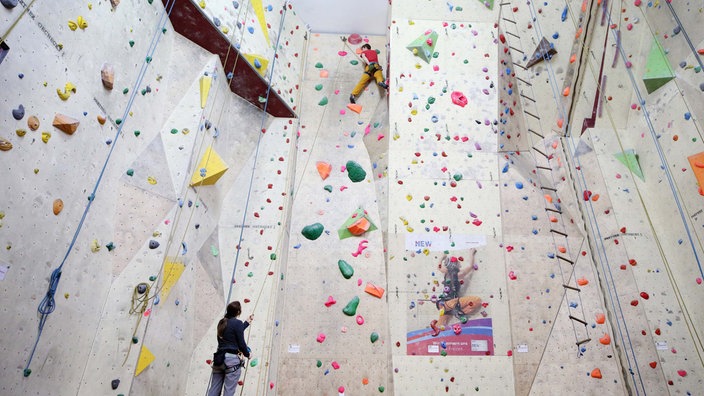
[160,258,186,300]
[190,146,229,186]
[251,0,270,46]
[135,345,155,377]
[199,76,212,109]
[243,54,269,77]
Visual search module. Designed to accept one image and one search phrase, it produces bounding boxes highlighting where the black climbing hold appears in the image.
[106,242,115,251]
[148,240,159,249]
[137,283,147,294]
[1,0,19,9]
[111,379,120,390]
[132,336,139,344]
[12,104,24,120]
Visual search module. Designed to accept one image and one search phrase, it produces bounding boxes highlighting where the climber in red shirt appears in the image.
[349,44,388,104]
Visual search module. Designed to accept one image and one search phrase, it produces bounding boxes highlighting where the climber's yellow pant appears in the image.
[351,64,384,97]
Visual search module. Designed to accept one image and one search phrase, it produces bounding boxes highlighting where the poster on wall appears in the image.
[404,235,494,356]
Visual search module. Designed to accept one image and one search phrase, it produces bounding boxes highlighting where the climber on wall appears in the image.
[349,43,388,104]
[430,248,482,336]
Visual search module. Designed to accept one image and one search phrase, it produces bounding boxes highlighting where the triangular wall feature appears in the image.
[406,30,439,63]
[121,134,177,201]
[642,37,675,94]
[614,149,645,181]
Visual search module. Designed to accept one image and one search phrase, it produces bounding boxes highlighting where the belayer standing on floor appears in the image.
[349,43,388,104]
[207,301,253,396]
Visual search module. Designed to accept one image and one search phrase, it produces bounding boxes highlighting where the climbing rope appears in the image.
[0,0,37,46]
[23,0,176,378]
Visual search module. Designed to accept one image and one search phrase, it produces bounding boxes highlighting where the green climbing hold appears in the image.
[126,169,134,176]
[453,173,463,181]
[250,358,258,367]
[316,360,322,367]
[106,242,115,251]
[318,96,328,106]
[258,96,267,103]
[370,332,379,343]
[134,130,141,137]
[23,369,31,377]
[149,275,157,281]
[323,185,333,192]
[345,160,366,183]
[123,88,129,94]
[315,62,323,68]
[440,350,447,356]
[427,97,435,104]
[170,128,178,134]
[270,253,277,260]
[342,296,360,316]
[301,223,324,240]
[146,56,152,63]
[132,336,139,343]
[211,245,219,256]
[315,84,323,91]
[378,386,385,393]
[338,259,354,279]
[129,40,135,47]
[115,118,122,125]
[247,272,253,277]
[350,60,359,65]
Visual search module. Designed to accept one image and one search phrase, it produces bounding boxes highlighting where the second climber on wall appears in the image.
[349,43,388,104]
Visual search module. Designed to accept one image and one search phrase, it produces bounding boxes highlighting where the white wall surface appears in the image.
[290,0,389,35]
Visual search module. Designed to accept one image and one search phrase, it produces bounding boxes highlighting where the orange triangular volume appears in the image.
[316,161,332,180]
[347,217,370,236]
[591,368,602,379]
[364,283,385,298]
[347,103,362,114]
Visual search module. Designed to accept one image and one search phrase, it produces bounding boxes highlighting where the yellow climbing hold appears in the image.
[56,82,76,101]
[68,20,78,31]
[41,132,51,143]
[190,146,229,186]
[77,16,88,30]
[147,176,157,185]
[90,239,101,253]
[198,0,206,8]
[200,76,212,109]
[160,258,186,300]
[135,345,155,376]
[221,26,229,34]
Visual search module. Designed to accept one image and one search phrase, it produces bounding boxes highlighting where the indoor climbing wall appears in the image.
[188,0,308,113]
[496,0,704,393]
[270,33,392,395]
[0,0,303,395]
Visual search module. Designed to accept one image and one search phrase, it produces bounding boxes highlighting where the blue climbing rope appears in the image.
[23,0,176,377]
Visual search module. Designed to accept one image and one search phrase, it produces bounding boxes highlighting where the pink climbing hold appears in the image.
[338,386,346,394]
[677,370,687,377]
[325,295,337,307]
[451,91,468,107]
[356,315,364,325]
[317,333,326,343]
[348,33,362,44]
[338,51,348,56]
[508,271,517,280]
[696,277,702,285]
[332,361,341,370]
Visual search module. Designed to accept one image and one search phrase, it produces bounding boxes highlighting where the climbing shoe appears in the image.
[349,95,356,104]
[378,82,388,89]
[430,320,441,337]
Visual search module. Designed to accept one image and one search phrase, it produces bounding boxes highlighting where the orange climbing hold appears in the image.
[576,277,589,286]
[558,245,567,253]
[544,194,553,203]
[316,161,332,180]
[599,333,611,345]
[347,103,362,114]
[557,118,564,128]
[365,283,385,298]
[570,54,576,63]
[348,216,371,236]
[595,313,606,324]
[562,86,570,97]
[591,368,602,379]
